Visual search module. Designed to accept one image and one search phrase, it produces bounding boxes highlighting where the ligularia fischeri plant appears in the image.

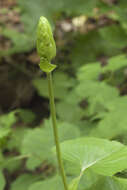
[36,16,68,190]
[36,16,127,190]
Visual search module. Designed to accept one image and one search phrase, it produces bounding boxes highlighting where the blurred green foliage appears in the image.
[1,0,127,189]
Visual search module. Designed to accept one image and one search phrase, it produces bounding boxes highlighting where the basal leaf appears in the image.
[69,176,81,190]
[11,174,40,190]
[87,176,127,190]
[28,175,64,190]
[21,119,80,169]
[78,170,99,190]
[59,137,127,176]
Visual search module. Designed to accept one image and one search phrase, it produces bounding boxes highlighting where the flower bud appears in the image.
[36,16,56,72]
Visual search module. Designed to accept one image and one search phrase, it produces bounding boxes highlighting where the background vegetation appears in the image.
[1,0,127,189]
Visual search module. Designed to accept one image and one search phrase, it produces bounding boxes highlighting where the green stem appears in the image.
[47,72,68,190]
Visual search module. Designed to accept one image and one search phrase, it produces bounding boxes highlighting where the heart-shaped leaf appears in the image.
[60,137,127,176]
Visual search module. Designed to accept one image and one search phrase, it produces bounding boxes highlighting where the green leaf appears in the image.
[90,96,127,139]
[104,54,127,72]
[1,28,32,56]
[87,176,127,190]
[21,119,80,169]
[69,176,81,190]
[11,174,40,190]
[77,62,102,81]
[17,109,36,124]
[56,100,84,124]
[105,96,127,111]
[0,171,5,190]
[59,137,127,176]
[7,127,29,152]
[75,81,119,114]
[76,81,119,102]
[0,112,16,128]
[99,25,127,48]
[70,31,103,67]
[91,109,127,139]
[56,88,85,124]
[70,30,121,68]
[33,72,75,99]
[21,127,52,169]
[77,54,127,82]
[105,177,127,190]
[78,170,100,190]
[28,175,64,190]
[0,112,17,140]
[4,158,22,174]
